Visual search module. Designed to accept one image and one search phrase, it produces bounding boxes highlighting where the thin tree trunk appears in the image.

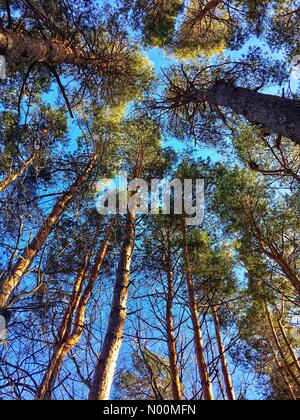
[0,154,99,309]
[207,81,300,145]
[265,302,300,388]
[36,223,114,400]
[212,306,235,401]
[35,261,88,400]
[181,220,214,400]
[0,153,35,192]
[0,30,122,72]
[165,254,182,400]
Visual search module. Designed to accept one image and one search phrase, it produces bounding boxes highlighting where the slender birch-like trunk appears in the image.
[36,223,114,400]
[165,252,182,400]
[0,154,99,309]
[0,153,35,192]
[212,306,235,400]
[181,220,214,400]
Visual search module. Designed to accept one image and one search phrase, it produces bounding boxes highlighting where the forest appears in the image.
[0,0,299,401]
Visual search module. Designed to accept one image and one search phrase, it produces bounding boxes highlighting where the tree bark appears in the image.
[88,150,143,400]
[0,153,35,192]
[165,255,182,400]
[0,30,122,72]
[181,220,214,400]
[212,306,235,401]
[36,223,113,400]
[207,81,300,145]
[0,154,99,309]
[88,210,136,400]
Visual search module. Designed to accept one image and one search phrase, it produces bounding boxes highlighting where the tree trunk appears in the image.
[0,30,121,72]
[0,154,99,309]
[88,209,136,400]
[88,148,143,400]
[36,223,113,400]
[207,81,300,145]
[212,306,235,401]
[165,256,182,400]
[0,153,35,192]
[181,220,214,401]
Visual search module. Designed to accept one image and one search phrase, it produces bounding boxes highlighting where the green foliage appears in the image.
[114,348,173,400]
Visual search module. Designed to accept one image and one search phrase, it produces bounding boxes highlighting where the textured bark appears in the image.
[88,152,143,400]
[88,211,136,400]
[36,224,113,400]
[207,81,300,145]
[35,262,88,400]
[181,221,214,401]
[165,256,182,400]
[0,153,35,192]
[0,30,121,72]
[0,154,99,309]
[212,306,235,401]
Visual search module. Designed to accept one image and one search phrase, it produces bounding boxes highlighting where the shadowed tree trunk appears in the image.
[0,153,99,309]
[212,306,235,401]
[36,223,114,400]
[207,81,300,145]
[0,153,35,192]
[181,220,214,401]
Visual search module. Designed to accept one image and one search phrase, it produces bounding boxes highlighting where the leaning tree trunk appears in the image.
[165,256,182,400]
[0,153,35,192]
[0,153,99,309]
[181,220,214,401]
[36,223,113,400]
[212,306,235,401]
[0,30,121,72]
[206,81,300,145]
